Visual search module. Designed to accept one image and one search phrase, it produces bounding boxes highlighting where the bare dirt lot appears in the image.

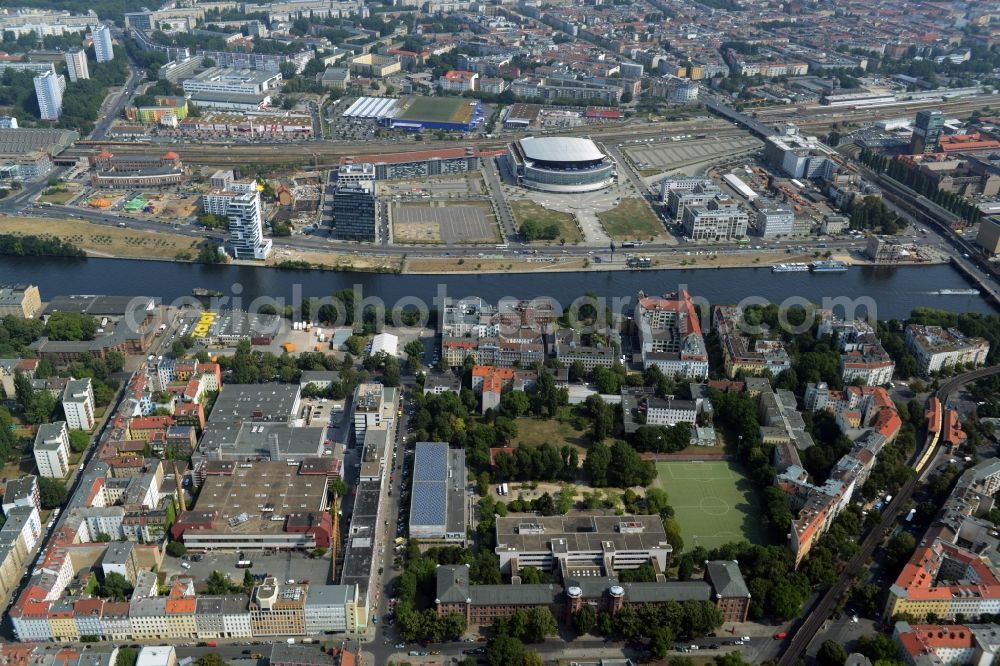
[393,201,499,244]
[0,216,201,259]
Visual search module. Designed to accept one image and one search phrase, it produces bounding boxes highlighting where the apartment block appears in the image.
[0,284,42,318]
[33,421,71,478]
[635,290,709,379]
[63,378,96,430]
[713,305,791,379]
[818,312,896,386]
[905,324,990,377]
[64,49,90,82]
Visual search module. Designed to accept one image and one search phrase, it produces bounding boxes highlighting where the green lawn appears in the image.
[653,460,764,551]
[511,416,590,450]
[597,198,667,241]
[510,199,582,243]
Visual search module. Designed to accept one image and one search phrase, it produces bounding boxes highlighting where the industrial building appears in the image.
[408,442,466,544]
[506,136,616,193]
[170,460,332,550]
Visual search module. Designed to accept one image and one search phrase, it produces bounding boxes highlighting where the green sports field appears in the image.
[397,96,473,124]
[653,460,764,551]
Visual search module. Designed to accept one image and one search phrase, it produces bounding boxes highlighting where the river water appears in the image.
[0,256,994,320]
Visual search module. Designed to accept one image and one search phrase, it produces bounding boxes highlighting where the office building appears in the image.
[408,442,466,544]
[0,284,42,318]
[764,125,836,180]
[635,290,709,379]
[977,217,1000,256]
[93,25,114,63]
[911,109,944,155]
[62,378,96,430]
[33,422,71,478]
[303,585,358,634]
[332,183,377,242]
[905,324,990,377]
[756,203,795,238]
[495,514,672,578]
[64,49,90,82]
[353,383,395,440]
[681,198,749,240]
[335,163,375,188]
[182,67,282,96]
[661,178,721,219]
[33,71,65,121]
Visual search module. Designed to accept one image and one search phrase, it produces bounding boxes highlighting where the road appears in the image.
[92,64,142,141]
[482,157,517,242]
[10,197,875,262]
[777,365,1000,666]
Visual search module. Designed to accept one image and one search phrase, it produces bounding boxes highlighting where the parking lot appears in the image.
[381,175,485,199]
[392,202,498,244]
[163,547,334,587]
[625,134,763,172]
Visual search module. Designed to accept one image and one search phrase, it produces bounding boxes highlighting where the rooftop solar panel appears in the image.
[410,482,448,528]
[413,441,448,482]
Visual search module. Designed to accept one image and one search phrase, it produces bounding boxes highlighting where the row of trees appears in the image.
[0,234,86,259]
[857,149,982,224]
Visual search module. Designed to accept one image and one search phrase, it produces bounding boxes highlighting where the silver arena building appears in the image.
[506,136,616,193]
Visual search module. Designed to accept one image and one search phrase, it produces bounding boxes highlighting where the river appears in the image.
[0,256,995,320]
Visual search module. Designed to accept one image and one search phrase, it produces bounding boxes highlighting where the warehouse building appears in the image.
[408,442,466,544]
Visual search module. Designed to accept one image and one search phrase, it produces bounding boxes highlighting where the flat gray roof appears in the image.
[495,514,669,554]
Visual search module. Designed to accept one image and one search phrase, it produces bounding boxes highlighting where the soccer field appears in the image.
[653,460,764,551]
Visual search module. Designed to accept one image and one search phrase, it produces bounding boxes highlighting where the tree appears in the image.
[195,656,228,666]
[100,571,133,601]
[677,553,695,581]
[486,635,526,666]
[346,335,366,355]
[818,640,849,666]
[166,541,186,557]
[523,606,558,643]
[45,312,97,341]
[205,570,238,595]
[886,531,916,568]
[572,603,596,635]
[243,569,256,592]
[500,391,531,417]
[584,440,611,487]
[39,477,67,509]
[116,648,138,666]
[69,430,90,453]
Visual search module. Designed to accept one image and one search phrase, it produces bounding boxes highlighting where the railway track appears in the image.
[776,364,1000,666]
